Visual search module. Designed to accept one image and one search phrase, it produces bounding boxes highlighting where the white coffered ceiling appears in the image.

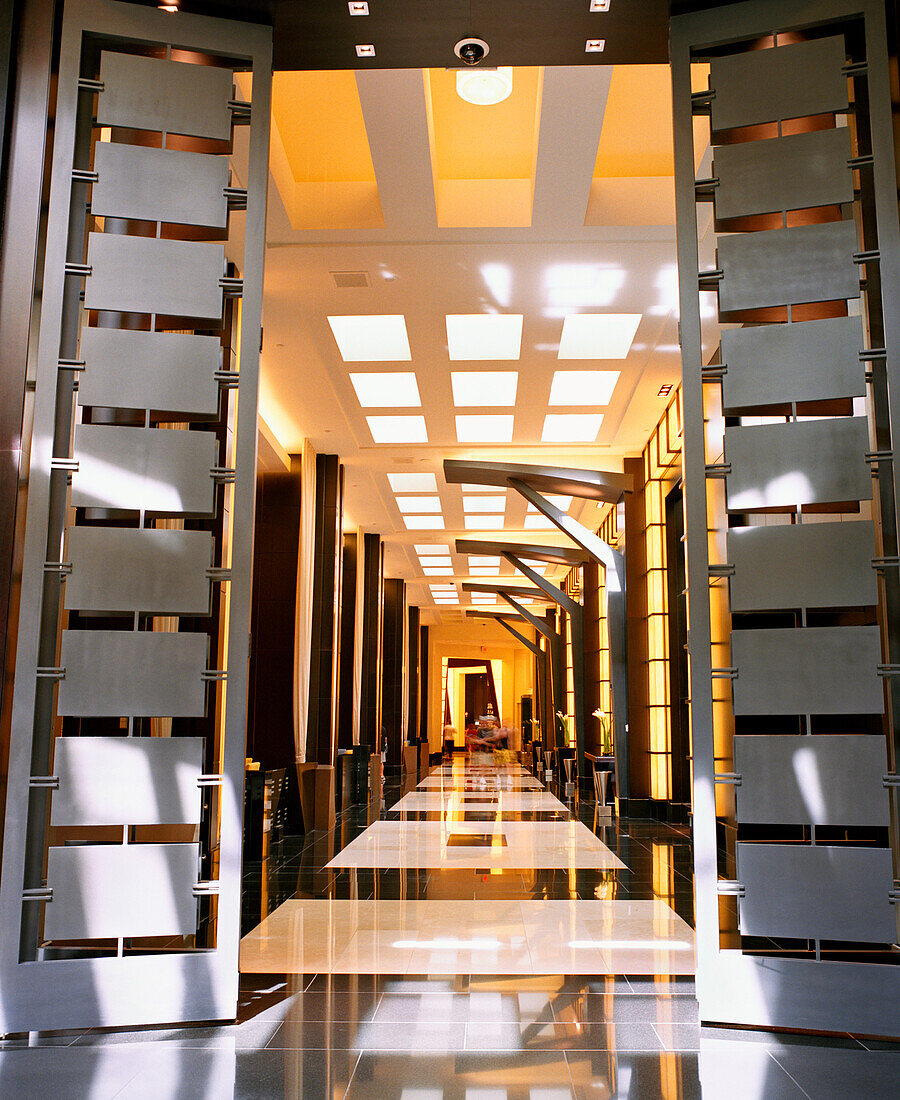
[247,63,719,620]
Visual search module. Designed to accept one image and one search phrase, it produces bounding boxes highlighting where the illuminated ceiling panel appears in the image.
[388,472,437,492]
[446,315,523,361]
[424,66,544,228]
[451,371,519,406]
[404,515,445,529]
[350,372,420,407]
[542,414,604,442]
[396,496,441,513]
[366,415,428,443]
[463,496,507,513]
[456,415,515,444]
[329,316,412,362]
[549,370,620,405]
[557,314,640,359]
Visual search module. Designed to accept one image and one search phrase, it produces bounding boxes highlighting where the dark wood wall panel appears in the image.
[359,532,383,753]
[406,604,419,743]
[247,471,301,769]
[381,577,405,768]
[418,623,428,742]
[337,531,357,750]
[306,453,342,765]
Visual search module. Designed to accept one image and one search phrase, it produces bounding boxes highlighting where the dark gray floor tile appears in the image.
[771,1046,900,1099]
[346,1051,575,1099]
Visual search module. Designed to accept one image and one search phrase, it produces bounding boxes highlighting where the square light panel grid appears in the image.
[549,370,620,405]
[366,415,428,443]
[446,315,523,361]
[451,372,518,406]
[456,415,514,443]
[416,544,449,555]
[557,313,641,359]
[350,372,420,407]
[328,315,411,361]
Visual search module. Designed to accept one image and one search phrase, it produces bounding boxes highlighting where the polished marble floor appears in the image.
[4,758,897,1098]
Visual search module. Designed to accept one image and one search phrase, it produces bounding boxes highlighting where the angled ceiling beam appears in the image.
[507,478,629,805]
[500,595,565,743]
[461,581,552,601]
[502,553,578,615]
[509,478,622,584]
[455,538,590,567]
[444,458,631,504]
[504,552,585,778]
[467,609,540,657]
[463,609,526,623]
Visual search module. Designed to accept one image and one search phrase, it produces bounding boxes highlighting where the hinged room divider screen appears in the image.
[671,0,900,1035]
[0,0,271,1032]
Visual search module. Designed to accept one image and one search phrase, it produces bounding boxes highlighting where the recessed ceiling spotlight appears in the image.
[356,44,376,57]
[589,0,610,11]
[158,2,179,9]
[349,1,369,13]
[585,39,606,52]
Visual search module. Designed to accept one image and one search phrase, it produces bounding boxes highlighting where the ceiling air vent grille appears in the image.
[331,270,370,288]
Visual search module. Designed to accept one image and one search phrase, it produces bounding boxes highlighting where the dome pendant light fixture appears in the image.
[456,65,513,106]
[453,36,512,106]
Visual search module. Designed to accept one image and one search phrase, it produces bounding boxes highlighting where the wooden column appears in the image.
[336,531,357,751]
[381,577,405,769]
[306,454,343,765]
[407,604,420,743]
[247,471,302,768]
[358,532,383,753]
[418,623,429,743]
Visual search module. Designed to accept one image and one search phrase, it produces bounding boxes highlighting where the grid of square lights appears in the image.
[468,554,501,576]
[417,544,453,578]
[431,582,458,604]
[456,415,514,444]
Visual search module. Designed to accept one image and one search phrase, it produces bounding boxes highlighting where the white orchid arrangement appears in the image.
[592,708,614,756]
